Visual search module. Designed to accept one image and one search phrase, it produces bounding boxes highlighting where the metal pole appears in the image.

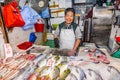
[0,3,9,43]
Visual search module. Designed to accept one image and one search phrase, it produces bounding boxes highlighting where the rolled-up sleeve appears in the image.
[75,26,82,39]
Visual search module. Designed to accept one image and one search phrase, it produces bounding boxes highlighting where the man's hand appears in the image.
[68,49,76,56]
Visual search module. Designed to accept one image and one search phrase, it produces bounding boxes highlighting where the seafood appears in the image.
[65,73,78,80]
[40,66,51,76]
[57,68,71,80]
[49,66,60,80]
[84,69,103,80]
[100,66,120,80]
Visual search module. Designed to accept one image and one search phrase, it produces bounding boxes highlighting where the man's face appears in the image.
[65,11,74,25]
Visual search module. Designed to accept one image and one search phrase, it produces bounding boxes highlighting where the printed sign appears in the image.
[46,58,55,67]
[4,44,13,58]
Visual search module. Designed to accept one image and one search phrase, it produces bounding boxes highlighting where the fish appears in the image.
[99,66,120,80]
[79,68,87,80]
[107,66,120,80]
[107,66,120,73]
[49,66,60,80]
[65,73,78,80]
[95,49,106,56]
[68,66,86,80]
[40,66,51,76]
[37,58,47,68]
[58,68,71,80]
[84,69,103,80]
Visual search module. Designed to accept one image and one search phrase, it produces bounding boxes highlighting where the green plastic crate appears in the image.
[45,40,55,48]
[112,48,120,58]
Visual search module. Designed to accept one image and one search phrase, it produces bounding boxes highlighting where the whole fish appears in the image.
[84,69,103,80]
[107,66,120,80]
[99,66,120,80]
[65,73,78,80]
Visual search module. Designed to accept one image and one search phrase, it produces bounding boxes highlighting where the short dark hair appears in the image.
[65,8,75,16]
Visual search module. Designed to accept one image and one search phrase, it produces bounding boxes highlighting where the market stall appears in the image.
[0,44,120,80]
[0,0,120,80]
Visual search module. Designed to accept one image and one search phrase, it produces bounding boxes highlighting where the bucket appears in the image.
[34,23,44,32]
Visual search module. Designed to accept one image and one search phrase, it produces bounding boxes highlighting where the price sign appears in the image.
[46,58,55,67]
[4,44,13,58]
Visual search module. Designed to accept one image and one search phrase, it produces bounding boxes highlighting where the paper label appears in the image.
[46,58,55,67]
[4,44,13,58]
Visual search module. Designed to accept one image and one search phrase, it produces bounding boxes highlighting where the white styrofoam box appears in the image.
[50,17,65,25]
[47,33,54,40]
[109,24,120,52]
[58,0,65,8]
[50,8,65,17]
[74,0,86,3]
[83,42,97,48]
[49,0,59,9]
[49,0,72,9]
[109,25,120,39]
[59,0,72,8]
[108,38,119,52]
[93,7,113,18]
[117,29,120,36]
[64,0,72,8]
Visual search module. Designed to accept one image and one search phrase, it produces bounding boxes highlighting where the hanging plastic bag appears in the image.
[39,7,50,18]
[2,1,25,28]
[20,6,40,30]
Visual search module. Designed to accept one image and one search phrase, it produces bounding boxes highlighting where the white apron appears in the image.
[59,27,75,49]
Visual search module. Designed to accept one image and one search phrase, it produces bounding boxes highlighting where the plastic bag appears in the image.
[39,7,50,18]
[21,6,40,30]
[29,32,37,43]
[2,1,25,28]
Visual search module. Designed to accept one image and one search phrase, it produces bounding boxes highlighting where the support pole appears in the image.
[0,3,9,43]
